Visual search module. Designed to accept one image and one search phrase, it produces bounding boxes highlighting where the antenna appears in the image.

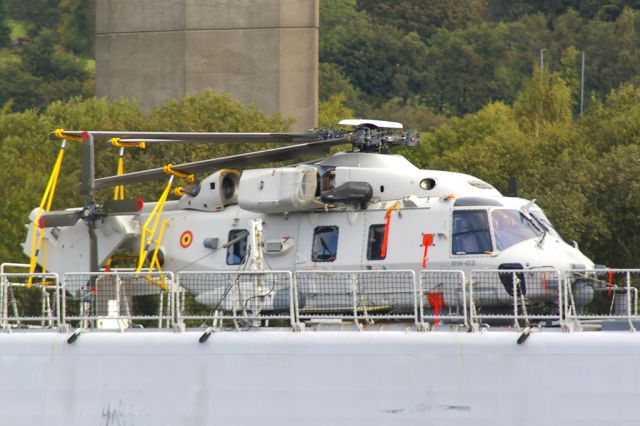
[507,176,518,197]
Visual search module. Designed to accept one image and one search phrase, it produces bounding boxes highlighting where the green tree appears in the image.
[513,67,572,136]
[0,92,293,261]
[370,99,448,132]
[0,0,11,48]
[319,63,364,113]
[58,0,94,56]
[6,0,59,35]
[357,0,486,40]
[320,0,429,105]
[318,93,354,128]
[21,29,88,81]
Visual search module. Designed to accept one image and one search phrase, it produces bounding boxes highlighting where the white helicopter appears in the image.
[23,119,595,315]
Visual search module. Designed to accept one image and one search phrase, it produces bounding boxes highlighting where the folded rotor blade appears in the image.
[95,137,350,190]
[102,198,144,214]
[38,211,82,228]
[79,132,95,197]
[50,130,322,145]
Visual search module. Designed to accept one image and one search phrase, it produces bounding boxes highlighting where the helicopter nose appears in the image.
[538,239,595,271]
[497,238,594,272]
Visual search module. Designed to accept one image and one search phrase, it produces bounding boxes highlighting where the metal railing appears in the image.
[565,269,639,330]
[1,267,639,332]
[176,271,294,328]
[62,271,175,330]
[419,270,467,328]
[294,270,417,327]
[469,269,562,329]
[1,272,61,329]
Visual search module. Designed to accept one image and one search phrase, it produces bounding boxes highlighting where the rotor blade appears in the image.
[50,130,323,145]
[95,137,351,190]
[102,198,144,214]
[38,211,82,228]
[79,132,95,197]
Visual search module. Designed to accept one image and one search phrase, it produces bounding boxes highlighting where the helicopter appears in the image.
[23,119,596,315]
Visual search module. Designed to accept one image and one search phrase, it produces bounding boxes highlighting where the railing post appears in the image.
[351,272,361,330]
[468,272,476,328]
[460,271,468,329]
[289,272,302,331]
[417,271,426,331]
[626,271,636,332]
[512,272,519,329]
[174,272,184,331]
[1,273,6,330]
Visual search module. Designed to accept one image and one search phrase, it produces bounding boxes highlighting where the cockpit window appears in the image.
[492,209,542,251]
[452,210,493,254]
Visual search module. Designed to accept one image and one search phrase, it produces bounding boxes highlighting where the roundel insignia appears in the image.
[180,230,193,248]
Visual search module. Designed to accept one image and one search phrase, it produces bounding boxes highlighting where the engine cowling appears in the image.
[238,165,323,214]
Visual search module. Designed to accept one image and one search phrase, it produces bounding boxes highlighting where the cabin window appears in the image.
[226,229,248,265]
[312,226,339,262]
[452,210,492,255]
[367,224,387,260]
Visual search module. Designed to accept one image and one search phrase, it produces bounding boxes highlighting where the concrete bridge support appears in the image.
[96,0,318,131]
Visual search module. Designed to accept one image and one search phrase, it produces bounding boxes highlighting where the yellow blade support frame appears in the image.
[28,140,68,287]
[113,147,125,201]
[134,164,194,290]
[110,138,146,201]
[135,176,174,290]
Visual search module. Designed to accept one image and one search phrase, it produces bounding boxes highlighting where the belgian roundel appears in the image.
[180,231,193,248]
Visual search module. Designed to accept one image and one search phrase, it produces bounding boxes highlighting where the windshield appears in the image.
[491,209,542,250]
[530,210,562,239]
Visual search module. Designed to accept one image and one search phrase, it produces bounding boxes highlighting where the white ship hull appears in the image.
[1,330,639,426]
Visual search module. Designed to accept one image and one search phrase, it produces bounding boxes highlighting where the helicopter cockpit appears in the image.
[452,203,560,255]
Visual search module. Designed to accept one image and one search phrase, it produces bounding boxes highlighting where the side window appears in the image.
[312,226,339,262]
[367,224,386,260]
[226,229,248,265]
[452,210,492,255]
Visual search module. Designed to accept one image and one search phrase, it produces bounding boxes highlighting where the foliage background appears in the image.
[2,1,640,267]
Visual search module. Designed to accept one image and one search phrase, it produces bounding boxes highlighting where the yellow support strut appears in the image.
[28,140,67,286]
[135,176,173,291]
[163,164,194,183]
[135,166,194,290]
[113,147,125,201]
[110,138,146,201]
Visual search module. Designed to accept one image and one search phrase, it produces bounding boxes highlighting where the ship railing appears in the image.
[565,269,639,331]
[5,268,640,332]
[469,269,563,330]
[294,270,418,328]
[175,271,295,329]
[419,270,468,329]
[61,271,175,331]
[0,271,61,330]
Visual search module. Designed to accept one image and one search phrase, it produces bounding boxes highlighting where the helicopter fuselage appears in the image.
[25,152,594,311]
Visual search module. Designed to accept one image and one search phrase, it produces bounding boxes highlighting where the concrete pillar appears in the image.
[96,0,318,131]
